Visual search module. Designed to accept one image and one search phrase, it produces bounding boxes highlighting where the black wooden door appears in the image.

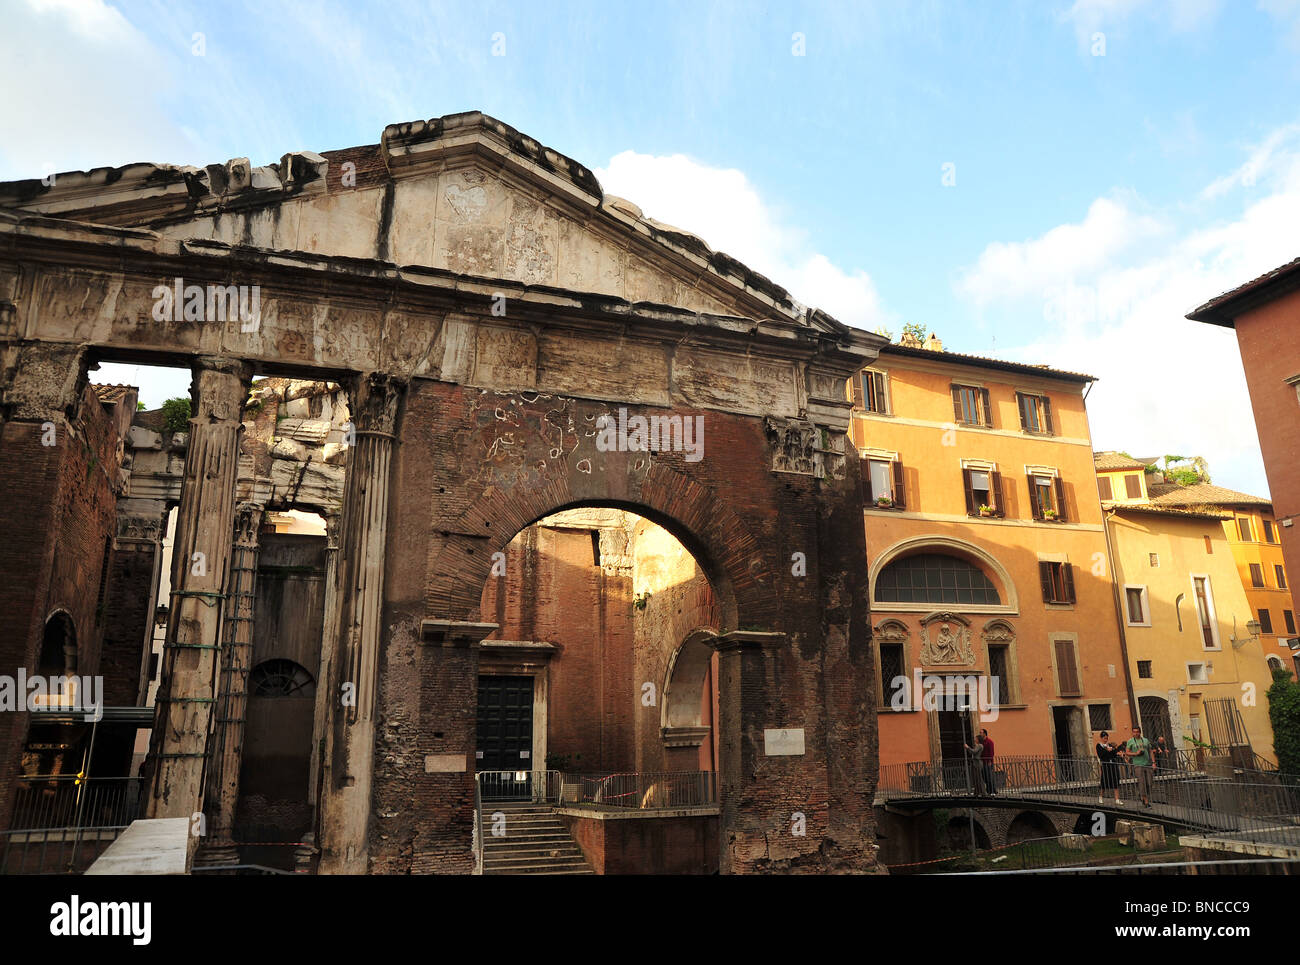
[476,675,534,773]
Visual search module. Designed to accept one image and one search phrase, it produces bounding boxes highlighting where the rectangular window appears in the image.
[1276,564,1287,590]
[864,458,906,509]
[988,644,1012,706]
[951,384,992,427]
[1016,392,1054,434]
[1238,517,1253,541]
[1259,609,1274,634]
[1054,639,1081,696]
[1125,586,1148,625]
[1149,553,1159,567]
[1193,577,1216,648]
[1250,563,1265,587]
[1088,704,1112,731]
[1097,475,1113,500]
[1029,474,1066,521]
[1039,561,1076,605]
[1188,662,1208,683]
[1137,660,1153,679]
[1286,610,1296,635]
[963,467,1003,517]
[879,643,905,708]
[862,370,888,414]
[1125,474,1142,498]
[1264,519,1275,543]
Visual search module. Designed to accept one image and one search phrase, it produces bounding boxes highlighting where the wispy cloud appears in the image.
[958,123,1300,496]
[596,150,893,330]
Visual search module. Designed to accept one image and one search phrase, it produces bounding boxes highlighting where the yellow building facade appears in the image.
[1095,456,1280,767]
[850,340,1132,774]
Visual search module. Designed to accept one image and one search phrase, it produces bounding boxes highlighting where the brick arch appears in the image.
[425,457,773,631]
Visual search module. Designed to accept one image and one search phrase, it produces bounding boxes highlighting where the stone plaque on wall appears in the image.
[424,754,467,773]
[763,728,805,756]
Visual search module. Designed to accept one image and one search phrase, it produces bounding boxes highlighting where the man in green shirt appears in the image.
[1124,726,1153,807]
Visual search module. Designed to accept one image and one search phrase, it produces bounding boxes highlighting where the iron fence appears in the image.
[8,775,143,830]
[561,771,717,809]
[878,754,1300,846]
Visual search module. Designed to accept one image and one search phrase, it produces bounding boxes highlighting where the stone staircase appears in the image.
[480,802,595,875]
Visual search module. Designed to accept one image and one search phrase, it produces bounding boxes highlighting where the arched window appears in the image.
[875,553,1000,606]
[250,659,315,697]
[39,613,75,677]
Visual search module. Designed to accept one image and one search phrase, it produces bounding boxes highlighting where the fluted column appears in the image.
[197,501,263,866]
[318,374,402,874]
[309,511,342,808]
[144,357,251,861]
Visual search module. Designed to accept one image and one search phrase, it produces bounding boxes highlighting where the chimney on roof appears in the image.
[923,333,943,352]
[900,330,922,348]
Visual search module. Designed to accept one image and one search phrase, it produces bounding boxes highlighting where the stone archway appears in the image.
[662,627,721,762]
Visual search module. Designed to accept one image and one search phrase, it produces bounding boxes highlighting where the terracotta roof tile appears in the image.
[1094,451,1147,470]
[1187,256,1300,326]
[1148,482,1272,510]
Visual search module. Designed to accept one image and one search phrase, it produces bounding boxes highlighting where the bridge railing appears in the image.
[879,755,1300,843]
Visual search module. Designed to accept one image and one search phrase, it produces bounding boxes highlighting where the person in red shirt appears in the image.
[978,729,995,796]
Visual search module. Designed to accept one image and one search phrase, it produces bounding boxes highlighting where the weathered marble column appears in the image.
[318,374,403,874]
[144,358,251,855]
[197,501,263,866]
[309,511,342,808]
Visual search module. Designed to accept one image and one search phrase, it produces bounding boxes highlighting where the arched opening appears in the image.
[1006,810,1056,844]
[39,611,76,678]
[876,553,1001,606]
[476,506,721,802]
[945,815,991,851]
[869,536,1017,612]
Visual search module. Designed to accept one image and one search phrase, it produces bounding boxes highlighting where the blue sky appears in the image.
[4,0,1300,495]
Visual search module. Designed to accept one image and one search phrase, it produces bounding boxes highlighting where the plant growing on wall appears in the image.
[1266,665,1300,779]
[633,591,651,611]
[161,397,191,434]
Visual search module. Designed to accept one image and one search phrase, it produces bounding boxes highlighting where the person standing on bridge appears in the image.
[1096,731,1121,805]
[1123,726,1154,808]
[979,728,996,796]
[964,734,988,795]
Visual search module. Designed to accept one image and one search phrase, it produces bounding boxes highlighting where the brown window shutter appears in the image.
[963,468,977,516]
[1029,478,1043,519]
[1063,563,1076,603]
[1055,640,1079,695]
[980,388,992,427]
[1042,396,1054,434]
[951,385,964,423]
[990,470,1005,517]
[1039,561,1054,602]
[862,458,874,501]
[1098,476,1112,501]
[892,460,906,509]
[1053,477,1067,521]
[1015,393,1028,430]
[875,372,887,413]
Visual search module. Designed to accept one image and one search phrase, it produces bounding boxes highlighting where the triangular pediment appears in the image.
[0,112,851,332]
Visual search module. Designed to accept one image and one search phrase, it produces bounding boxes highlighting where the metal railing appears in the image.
[476,769,563,804]
[8,775,143,831]
[560,771,717,809]
[2,775,145,875]
[878,754,1300,846]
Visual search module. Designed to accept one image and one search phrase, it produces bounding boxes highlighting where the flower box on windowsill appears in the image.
[875,498,894,509]
[1041,512,1061,522]
[978,507,995,518]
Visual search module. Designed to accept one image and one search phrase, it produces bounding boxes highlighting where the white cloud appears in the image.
[956,197,1165,307]
[595,150,891,329]
[0,0,199,179]
[1200,122,1300,200]
[960,131,1300,498]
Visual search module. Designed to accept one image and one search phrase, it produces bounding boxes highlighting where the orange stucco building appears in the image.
[849,336,1133,777]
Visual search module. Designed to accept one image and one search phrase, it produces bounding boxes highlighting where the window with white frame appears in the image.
[1124,585,1150,626]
